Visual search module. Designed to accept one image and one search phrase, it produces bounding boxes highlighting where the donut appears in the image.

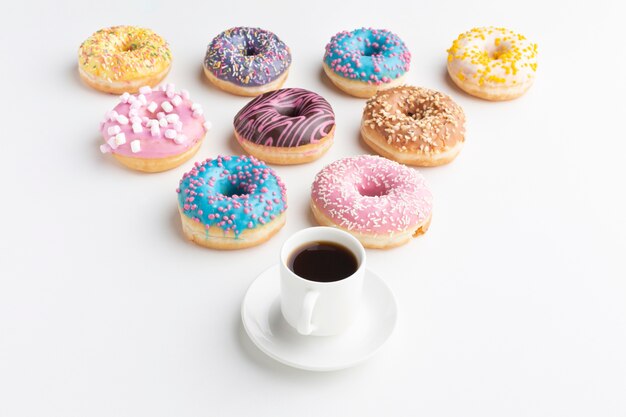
[177,155,287,249]
[323,28,411,98]
[233,88,336,165]
[78,26,172,94]
[99,84,210,172]
[361,86,466,166]
[447,27,538,100]
[204,27,291,96]
[311,155,432,249]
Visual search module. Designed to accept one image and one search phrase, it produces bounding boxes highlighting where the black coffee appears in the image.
[288,241,358,282]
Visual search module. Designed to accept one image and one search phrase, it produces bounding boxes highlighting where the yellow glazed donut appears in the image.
[78,26,172,94]
[447,27,538,101]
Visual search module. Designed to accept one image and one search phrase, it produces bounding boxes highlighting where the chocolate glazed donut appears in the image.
[234,88,336,165]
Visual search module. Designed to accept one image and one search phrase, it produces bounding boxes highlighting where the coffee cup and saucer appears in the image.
[241,227,397,371]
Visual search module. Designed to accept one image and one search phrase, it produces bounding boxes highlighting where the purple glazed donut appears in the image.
[203,27,292,97]
[233,88,336,165]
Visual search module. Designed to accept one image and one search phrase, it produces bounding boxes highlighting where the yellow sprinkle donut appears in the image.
[447,27,538,101]
[78,26,172,94]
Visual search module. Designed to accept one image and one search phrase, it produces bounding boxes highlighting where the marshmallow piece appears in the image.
[174,134,187,144]
[116,115,129,125]
[147,102,158,113]
[128,108,139,118]
[146,119,157,127]
[191,103,201,111]
[159,118,168,127]
[106,137,118,149]
[120,92,130,103]
[161,101,173,113]
[127,95,137,104]
[171,95,182,107]
[165,114,179,123]
[107,125,121,136]
[107,110,118,121]
[132,122,143,133]
[150,124,160,137]
[181,89,190,99]
[130,140,141,153]
[139,86,152,95]
[193,109,204,118]
[203,121,212,131]
[164,129,177,139]
[141,116,150,124]
[166,89,175,98]
[100,143,112,154]
[138,94,147,105]
[174,121,183,132]
[130,100,142,109]
[130,116,142,124]
[115,132,126,146]
[156,112,165,120]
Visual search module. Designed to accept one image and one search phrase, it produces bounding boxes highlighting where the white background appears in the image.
[1,0,625,416]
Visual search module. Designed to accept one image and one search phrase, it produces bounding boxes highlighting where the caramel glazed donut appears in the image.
[361,86,466,166]
[234,88,336,165]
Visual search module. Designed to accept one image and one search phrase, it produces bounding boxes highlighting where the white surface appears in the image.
[242,265,397,371]
[1,1,625,416]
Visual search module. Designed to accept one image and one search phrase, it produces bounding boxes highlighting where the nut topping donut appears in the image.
[234,88,336,165]
[204,27,291,96]
[100,84,210,172]
[361,86,466,166]
[78,26,172,94]
[447,27,538,100]
[311,155,433,249]
[323,28,411,98]
[177,155,287,249]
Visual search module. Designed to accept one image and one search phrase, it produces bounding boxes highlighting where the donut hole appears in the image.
[120,40,140,53]
[357,183,389,197]
[274,106,299,117]
[220,182,249,198]
[362,45,382,57]
[243,44,260,57]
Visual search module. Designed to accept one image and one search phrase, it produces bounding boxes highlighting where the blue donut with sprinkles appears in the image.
[177,155,288,249]
[323,28,411,98]
[204,27,292,97]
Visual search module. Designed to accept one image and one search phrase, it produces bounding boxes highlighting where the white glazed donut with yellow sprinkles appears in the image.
[447,27,538,101]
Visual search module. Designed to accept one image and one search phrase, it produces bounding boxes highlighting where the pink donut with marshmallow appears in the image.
[100,84,211,172]
[310,155,433,249]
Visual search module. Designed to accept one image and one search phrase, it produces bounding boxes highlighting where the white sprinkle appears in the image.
[132,122,143,133]
[159,118,168,127]
[174,134,187,144]
[100,143,111,154]
[115,132,126,146]
[150,124,160,137]
[171,95,182,107]
[193,109,203,118]
[139,86,152,95]
[116,115,129,125]
[107,125,121,136]
[165,114,179,123]
[203,121,212,131]
[181,89,190,99]
[161,101,173,113]
[147,102,158,113]
[164,129,177,139]
[130,140,141,153]
[120,92,130,103]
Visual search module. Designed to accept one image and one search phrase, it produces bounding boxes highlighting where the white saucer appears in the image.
[241,264,397,371]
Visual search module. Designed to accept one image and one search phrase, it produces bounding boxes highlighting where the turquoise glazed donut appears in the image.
[323,28,411,98]
[177,155,288,249]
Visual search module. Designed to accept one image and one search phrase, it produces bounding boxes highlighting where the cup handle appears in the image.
[297,290,320,335]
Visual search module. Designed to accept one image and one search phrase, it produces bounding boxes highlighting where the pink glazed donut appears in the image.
[99,83,211,172]
[310,155,433,249]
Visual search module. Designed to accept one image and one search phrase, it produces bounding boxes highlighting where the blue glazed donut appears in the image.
[322,28,411,98]
[204,27,292,96]
[177,155,288,249]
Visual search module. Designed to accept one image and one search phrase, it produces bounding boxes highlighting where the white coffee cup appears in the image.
[279,227,366,336]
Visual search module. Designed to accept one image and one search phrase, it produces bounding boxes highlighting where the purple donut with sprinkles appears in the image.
[204,27,291,97]
[323,28,411,98]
